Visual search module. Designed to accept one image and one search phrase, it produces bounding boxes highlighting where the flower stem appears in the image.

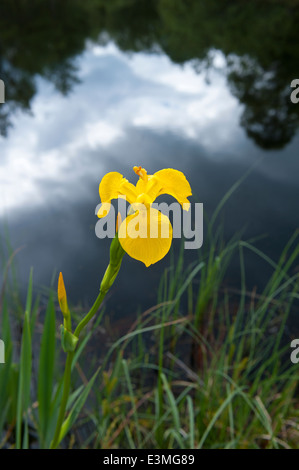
[50,243,124,449]
[50,350,74,449]
[74,289,107,339]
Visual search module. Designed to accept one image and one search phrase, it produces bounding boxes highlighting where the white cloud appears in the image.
[85,120,124,148]
[0,42,242,214]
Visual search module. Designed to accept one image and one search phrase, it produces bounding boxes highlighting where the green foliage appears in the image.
[15,268,33,449]
[38,294,56,447]
[0,211,299,448]
[60,325,79,353]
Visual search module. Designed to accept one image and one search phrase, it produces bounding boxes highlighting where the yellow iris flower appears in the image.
[97,166,192,267]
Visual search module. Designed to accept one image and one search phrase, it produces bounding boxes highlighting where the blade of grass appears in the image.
[160,373,180,431]
[37,294,56,448]
[122,359,141,448]
[16,268,33,449]
[57,364,101,446]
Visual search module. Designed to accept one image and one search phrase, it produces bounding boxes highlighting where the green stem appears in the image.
[50,243,124,449]
[74,289,107,339]
[50,350,74,449]
[50,288,108,449]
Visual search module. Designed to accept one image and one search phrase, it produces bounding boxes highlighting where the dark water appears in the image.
[1,0,299,322]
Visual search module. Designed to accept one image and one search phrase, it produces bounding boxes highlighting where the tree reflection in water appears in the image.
[0,0,298,148]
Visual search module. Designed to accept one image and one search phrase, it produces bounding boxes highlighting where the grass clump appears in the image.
[0,226,298,449]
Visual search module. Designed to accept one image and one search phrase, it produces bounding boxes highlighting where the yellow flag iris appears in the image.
[97,166,192,267]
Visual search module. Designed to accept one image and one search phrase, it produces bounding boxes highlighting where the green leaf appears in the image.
[57,365,101,445]
[16,269,33,449]
[0,297,14,435]
[160,373,180,431]
[38,294,56,448]
[60,325,79,352]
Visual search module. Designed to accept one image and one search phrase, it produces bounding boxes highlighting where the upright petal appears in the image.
[146,168,192,209]
[119,180,139,203]
[118,208,172,267]
[135,177,148,195]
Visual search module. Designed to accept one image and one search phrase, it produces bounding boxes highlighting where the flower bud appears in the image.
[58,272,71,330]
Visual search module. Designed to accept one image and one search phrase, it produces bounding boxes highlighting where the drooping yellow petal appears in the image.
[98,171,138,218]
[118,208,172,267]
[99,171,124,203]
[97,202,112,218]
[145,168,192,209]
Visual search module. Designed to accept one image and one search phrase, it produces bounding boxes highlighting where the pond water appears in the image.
[0,1,299,323]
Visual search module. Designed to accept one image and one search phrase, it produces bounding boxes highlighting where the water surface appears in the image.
[1,1,299,323]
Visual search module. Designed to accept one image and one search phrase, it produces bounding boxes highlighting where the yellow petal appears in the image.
[118,208,172,267]
[99,171,138,206]
[135,177,148,195]
[99,171,124,203]
[119,179,139,203]
[97,202,112,218]
[146,169,192,209]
